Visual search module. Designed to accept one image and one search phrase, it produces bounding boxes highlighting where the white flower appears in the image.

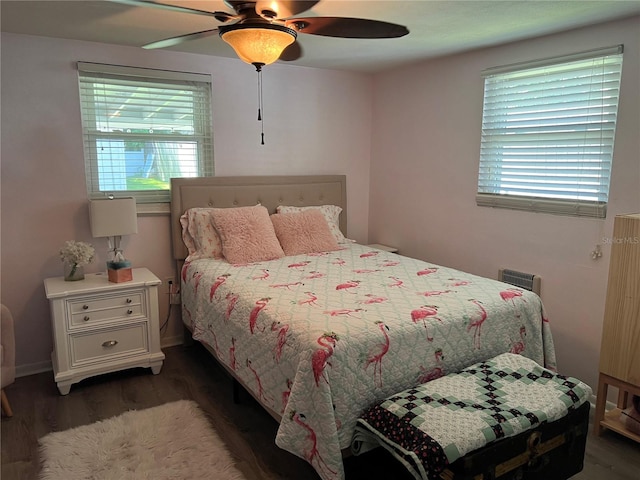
[59,240,95,266]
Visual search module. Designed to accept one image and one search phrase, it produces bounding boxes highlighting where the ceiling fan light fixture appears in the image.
[219,23,297,67]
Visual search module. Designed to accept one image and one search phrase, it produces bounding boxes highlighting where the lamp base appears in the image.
[108,267,133,283]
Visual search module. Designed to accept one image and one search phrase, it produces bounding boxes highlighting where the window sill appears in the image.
[476,193,607,218]
[136,203,170,216]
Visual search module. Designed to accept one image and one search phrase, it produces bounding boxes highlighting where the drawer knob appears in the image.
[83,316,90,322]
[127,309,133,315]
[126,298,132,304]
[102,340,118,348]
[82,305,89,310]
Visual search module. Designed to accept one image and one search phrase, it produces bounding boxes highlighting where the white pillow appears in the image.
[276,205,350,244]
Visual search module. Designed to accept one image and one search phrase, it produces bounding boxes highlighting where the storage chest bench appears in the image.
[352,353,592,480]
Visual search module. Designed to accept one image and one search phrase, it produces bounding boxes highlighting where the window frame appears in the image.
[77,62,214,206]
[476,45,623,218]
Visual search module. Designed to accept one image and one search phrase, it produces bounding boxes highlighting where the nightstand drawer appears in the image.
[68,292,145,327]
[70,323,149,366]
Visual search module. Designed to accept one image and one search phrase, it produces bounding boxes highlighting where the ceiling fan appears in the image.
[112,0,409,69]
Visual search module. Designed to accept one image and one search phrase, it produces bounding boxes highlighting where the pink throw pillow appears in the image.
[271,209,340,256]
[276,204,350,243]
[211,205,284,264]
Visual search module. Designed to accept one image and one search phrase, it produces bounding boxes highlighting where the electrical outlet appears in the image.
[166,277,181,305]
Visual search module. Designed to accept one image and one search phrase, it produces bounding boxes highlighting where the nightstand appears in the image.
[367,243,399,254]
[44,267,165,395]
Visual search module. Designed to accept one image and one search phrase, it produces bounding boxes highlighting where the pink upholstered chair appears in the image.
[1,304,15,417]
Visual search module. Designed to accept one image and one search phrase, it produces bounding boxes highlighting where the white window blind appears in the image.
[477,45,623,218]
[78,62,214,204]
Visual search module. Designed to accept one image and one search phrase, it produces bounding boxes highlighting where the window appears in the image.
[78,62,214,204]
[477,45,623,218]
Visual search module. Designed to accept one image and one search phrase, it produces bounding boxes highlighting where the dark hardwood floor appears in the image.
[2,344,639,480]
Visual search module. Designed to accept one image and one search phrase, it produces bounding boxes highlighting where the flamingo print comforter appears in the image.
[181,243,556,480]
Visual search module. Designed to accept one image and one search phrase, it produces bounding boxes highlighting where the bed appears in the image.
[170,175,556,480]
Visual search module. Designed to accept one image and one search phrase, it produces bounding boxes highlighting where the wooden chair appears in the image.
[1,304,15,417]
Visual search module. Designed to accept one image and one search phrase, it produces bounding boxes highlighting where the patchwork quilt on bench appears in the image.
[353,353,592,480]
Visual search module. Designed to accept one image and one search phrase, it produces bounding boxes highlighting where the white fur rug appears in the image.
[38,400,246,480]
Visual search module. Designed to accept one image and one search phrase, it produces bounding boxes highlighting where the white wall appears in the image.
[4,18,638,388]
[369,16,640,390]
[0,33,372,373]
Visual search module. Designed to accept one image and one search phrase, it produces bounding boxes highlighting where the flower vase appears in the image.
[64,262,85,281]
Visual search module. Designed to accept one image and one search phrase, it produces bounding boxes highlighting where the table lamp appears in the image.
[89,197,138,283]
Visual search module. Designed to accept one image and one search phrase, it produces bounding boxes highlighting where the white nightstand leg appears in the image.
[57,382,72,396]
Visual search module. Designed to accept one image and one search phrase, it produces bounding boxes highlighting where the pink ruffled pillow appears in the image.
[271,209,339,256]
[211,205,284,264]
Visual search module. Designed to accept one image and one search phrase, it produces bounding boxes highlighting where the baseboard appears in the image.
[161,334,184,348]
[16,360,52,378]
[589,392,618,413]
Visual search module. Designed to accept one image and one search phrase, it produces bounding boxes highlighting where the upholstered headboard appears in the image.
[170,175,347,261]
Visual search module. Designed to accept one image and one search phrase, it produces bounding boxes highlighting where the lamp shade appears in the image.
[219,23,296,66]
[89,198,138,238]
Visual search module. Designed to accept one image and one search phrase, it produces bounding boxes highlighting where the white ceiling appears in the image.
[2,1,639,72]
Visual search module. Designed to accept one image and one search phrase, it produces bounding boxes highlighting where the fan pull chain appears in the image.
[256,65,265,145]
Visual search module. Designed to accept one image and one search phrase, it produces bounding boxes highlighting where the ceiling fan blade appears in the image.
[287,17,409,39]
[110,0,236,21]
[255,1,319,18]
[143,28,220,49]
[278,41,303,61]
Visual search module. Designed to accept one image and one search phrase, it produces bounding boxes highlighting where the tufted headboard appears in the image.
[170,175,347,261]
